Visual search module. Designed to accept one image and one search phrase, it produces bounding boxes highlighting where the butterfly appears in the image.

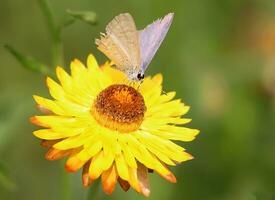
[95,13,174,81]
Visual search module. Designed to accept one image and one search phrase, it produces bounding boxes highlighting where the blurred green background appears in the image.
[1,0,275,199]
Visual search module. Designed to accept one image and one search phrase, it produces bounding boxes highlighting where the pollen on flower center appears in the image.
[91,84,146,133]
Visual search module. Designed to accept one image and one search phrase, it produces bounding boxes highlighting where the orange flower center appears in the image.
[92,84,146,133]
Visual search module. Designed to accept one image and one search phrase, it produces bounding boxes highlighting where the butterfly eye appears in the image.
[137,73,144,80]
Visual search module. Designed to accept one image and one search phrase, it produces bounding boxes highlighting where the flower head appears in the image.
[30,54,199,196]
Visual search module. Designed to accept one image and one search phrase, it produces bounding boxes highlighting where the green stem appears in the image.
[52,35,64,67]
[38,0,64,67]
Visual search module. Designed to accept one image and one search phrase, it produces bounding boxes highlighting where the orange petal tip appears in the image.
[141,188,151,197]
[65,157,84,173]
[82,174,93,188]
[29,116,48,127]
[29,116,37,124]
[36,105,53,115]
[163,172,177,183]
[65,164,77,173]
[188,154,194,160]
[45,150,57,160]
[102,184,116,195]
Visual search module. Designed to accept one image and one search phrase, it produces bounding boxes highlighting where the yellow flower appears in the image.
[30,54,199,197]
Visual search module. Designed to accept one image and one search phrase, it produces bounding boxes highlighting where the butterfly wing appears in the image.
[139,13,174,72]
[95,13,140,74]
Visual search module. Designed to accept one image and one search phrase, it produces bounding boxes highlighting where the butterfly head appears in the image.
[137,72,145,81]
[127,69,145,82]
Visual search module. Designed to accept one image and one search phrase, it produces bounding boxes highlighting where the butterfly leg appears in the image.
[137,80,143,91]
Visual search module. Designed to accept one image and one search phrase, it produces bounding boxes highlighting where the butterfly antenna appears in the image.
[137,81,142,91]
[138,78,145,90]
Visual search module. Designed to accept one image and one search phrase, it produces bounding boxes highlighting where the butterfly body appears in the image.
[126,68,144,81]
[96,13,174,81]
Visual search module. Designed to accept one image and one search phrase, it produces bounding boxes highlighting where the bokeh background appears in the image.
[1,0,275,199]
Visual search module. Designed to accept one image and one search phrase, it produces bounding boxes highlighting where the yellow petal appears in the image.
[33,95,65,116]
[140,76,161,95]
[128,167,141,193]
[121,135,156,169]
[55,68,93,107]
[55,100,90,116]
[31,115,83,129]
[152,73,163,85]
[143,86,162,107]
[56,66,72,91]
[119,141,137,169]
[156,91,176,104]
[77,140,102,162]
[134,131,189,163]
[33,129,80,140]
[87,54,99,69]
[115,153,129,181]
[123,135,171,175]
[46,77,66,101]
[145,145,176,166]
[101,62,126,83]
[147,100,188,117]
[70,59,87,79]
[53,131,92,150]
[101,144,115,171]
[70,59,99,100]
[153,161,177,183]
[142,117,192,128]
[89,151,105,180]
[155,126,200,142]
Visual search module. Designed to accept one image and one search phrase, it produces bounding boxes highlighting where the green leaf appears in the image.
[4,44,51,75]
[66,10,97,25]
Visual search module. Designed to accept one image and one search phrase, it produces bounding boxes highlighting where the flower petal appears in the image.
[77,140,102,162]
[45,148,73,160]
[33,95,65,116]
[154,126,200,142]
[119,140,137,169]
[115,153,129,181]
[118,177,130,192]
[53,131,92,150]
[89,151,106,180]
[101,165,117,195]
[82,160,92,187]
[33,129,80,140]
[87,54,99,69]
[128,167,141,193]
[137,163,150,197]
